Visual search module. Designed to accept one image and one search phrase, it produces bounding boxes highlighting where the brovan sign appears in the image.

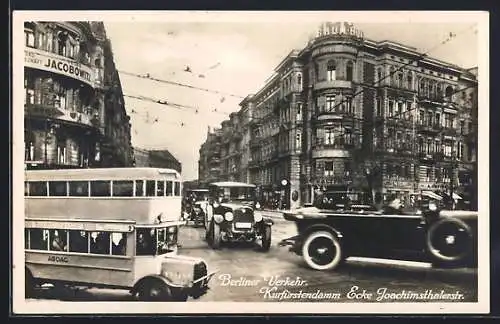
[24,47,95,87]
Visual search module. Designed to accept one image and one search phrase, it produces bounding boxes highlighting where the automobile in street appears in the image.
[279,198,478,271]
[182,188,210,227]
[204,182,273,251]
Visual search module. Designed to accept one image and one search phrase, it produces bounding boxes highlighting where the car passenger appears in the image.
[51,230,66,251]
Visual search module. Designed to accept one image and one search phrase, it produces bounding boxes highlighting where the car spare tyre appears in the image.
[426,217,474,267]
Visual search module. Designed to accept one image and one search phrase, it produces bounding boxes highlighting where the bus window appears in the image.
[29,229,49,250]
[69,181,89,197]
[113,180,134,197]
[145,180,155,197]
[25,229,29,249]
[166,181,173,196]
[90,181,111,197]
[111,233,127,256]
[69,230,89,253]
[157,180,165,196]
[174,182,181,196]
[90,232,110,255]
[28,181,47,196]
[157,226,178,254]
[49,181,68,196]
[49,229,68,252]
[136,228,156,255]
[24,182,29,196]
[135,180,144,197]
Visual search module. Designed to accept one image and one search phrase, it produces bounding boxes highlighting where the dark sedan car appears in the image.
[204,182,273,251]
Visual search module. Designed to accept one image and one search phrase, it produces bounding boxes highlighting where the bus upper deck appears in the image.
[24,168,183,224]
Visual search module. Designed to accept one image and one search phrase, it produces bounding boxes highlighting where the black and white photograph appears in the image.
[12,11,489,314]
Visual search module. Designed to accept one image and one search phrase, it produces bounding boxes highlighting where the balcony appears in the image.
[417,122,443,134]
[314,80,353,91]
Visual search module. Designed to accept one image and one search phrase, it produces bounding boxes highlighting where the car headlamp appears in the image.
[428,202,437,211]
[168,226,177,233]
[254,212,263,222]
[224,211,234,221]
[255,202,261,209]
[213,214,224,223]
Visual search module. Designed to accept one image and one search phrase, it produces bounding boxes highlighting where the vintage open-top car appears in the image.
[204,182,273,251]
[279,200,478,271]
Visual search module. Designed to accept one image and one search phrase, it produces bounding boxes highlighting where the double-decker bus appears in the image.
[24,167,215,301]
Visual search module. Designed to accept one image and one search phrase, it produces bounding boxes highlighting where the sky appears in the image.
[102,12,480,181]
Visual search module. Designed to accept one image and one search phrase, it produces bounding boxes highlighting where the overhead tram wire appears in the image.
[118,70,246,99]
[120,25,476,131]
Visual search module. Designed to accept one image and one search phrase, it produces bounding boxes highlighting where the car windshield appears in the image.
[136,226,178,256]
[215,186,255,202]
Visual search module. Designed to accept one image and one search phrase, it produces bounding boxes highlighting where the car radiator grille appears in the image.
[234,208,253,223]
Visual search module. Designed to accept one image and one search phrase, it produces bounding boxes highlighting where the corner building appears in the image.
[24,21,134,170]
[199,22,478,209]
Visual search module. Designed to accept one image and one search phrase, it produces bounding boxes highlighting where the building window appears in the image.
[388,100,394,117]
[57,32,67,56]
[314,62,320,81]
[296,103,302,120]
[390,67,396,86]
[327,61,336,81]
[377,68,382,85]
[407,73,413,90]
[445,85,454,98]
[460,120,465,134]
[297,73,302,88]
[346,61,353,81]
[396,73,403,88]
[324,161,334,177]
[25,28,35,47]
[326,95,336,112]
[427,111,433,127]
[342,96,352,114]
[295,132,302,151]
[435,113,441,126]
[57,137,67,165]
[325,128,335,145]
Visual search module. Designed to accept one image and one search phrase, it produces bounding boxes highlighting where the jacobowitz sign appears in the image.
[24,47,95,87]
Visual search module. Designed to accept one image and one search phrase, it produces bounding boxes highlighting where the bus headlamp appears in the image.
[168,226,177,233]
[254,212,263,222]
[213,214,224,223]
[224,212,234,221]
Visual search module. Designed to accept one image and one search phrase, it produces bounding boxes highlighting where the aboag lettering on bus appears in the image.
[48,255,69,263]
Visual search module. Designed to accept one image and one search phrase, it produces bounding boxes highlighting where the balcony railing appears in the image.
[416,121,443,133]
[313,138,358,150]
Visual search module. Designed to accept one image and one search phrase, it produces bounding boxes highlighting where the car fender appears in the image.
[302,223,343,241]
[263,217,274,226]
[131,274,184,295]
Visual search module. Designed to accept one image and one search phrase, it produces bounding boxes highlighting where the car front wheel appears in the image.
[211,221,222,249]
[301,230,343,271]
[261,225,272,252]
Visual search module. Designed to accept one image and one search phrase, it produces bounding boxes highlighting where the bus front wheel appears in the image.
[136,279,172,301]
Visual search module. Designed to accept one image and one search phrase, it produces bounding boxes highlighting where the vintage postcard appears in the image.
[12,10,489,314]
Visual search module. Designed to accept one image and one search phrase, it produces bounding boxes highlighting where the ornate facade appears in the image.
[198,22,478,209]
[24,21,134,170]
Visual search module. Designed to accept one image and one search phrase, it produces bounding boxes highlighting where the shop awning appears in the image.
[421,191,443,201]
